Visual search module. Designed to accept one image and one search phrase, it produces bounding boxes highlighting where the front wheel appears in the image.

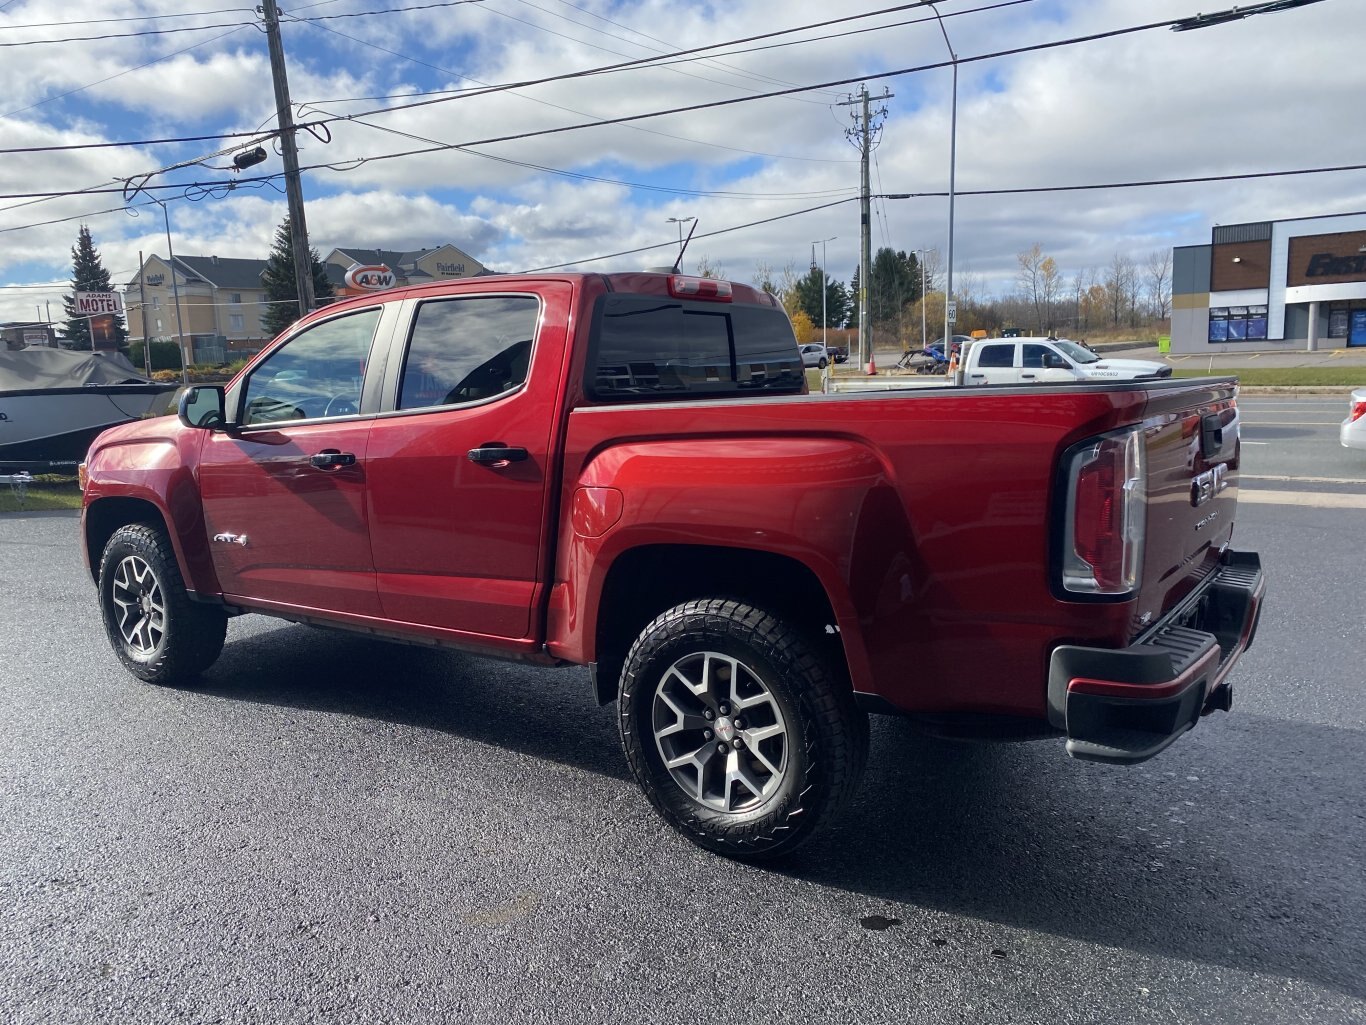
[618,599,867,860]
[98,523,227,685]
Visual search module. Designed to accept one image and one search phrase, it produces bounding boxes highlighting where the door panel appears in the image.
[199,306,387,617]
[199,421,378,614]
[367,286,571,641]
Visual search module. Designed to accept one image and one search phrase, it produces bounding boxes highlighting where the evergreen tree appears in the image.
[261,216,334,337]
[794,266,849,328]
[869,248,922,334]
[62,225,128,350]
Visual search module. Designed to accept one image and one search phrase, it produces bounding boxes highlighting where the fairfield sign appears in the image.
[75,291,124,315]
[344,264,397,291]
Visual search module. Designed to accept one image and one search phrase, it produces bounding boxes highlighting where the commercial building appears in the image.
[321,245,489,298]
[124,255,273,363]
[1172,212,1366,353]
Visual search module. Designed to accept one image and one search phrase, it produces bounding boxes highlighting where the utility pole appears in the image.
[840,85,891,371]
[261,0,316,318]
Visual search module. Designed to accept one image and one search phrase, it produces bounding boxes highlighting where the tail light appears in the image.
[668,276,732,301]
[1060,427,1146,596]
[1349,399,1366,423]
[78,462,88,492]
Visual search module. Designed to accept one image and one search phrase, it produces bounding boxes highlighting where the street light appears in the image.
[666,216,695,265]
[928,2,959,380]
[812,236,836,350]
[130,197,189,384]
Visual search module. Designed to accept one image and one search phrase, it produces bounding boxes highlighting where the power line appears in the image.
[297,22,856,166]
[0,6,252,30]
[0,19,258,48]
[521,199,860,272]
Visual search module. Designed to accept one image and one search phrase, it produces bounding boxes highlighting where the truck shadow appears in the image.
[200,623,1364,1000]
[199,621,630,781]
[798,714,1366,1000]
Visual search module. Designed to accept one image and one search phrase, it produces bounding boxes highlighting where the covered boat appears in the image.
[0,348,179,472]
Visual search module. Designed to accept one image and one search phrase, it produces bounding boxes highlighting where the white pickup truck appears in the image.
[964,337,1171,386]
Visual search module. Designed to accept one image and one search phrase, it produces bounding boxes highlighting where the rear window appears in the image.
[587,295,802,399]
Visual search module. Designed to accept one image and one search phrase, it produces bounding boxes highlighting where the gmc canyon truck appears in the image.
[79,272,1264,860]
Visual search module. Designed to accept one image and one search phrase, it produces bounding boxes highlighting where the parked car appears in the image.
[799,343,830,369]
[964,337,1171,386]
[79,271,1262,861]
[1341,387,1366,450]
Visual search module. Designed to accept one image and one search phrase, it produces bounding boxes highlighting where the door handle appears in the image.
[1021,373,1036,379]
[468,444,529,466]
[310,450,356,469]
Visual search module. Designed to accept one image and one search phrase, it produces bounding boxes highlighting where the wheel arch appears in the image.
[590,544,849,706]
[83,494,221,599]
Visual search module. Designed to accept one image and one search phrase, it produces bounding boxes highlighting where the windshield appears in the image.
[1055,339,1100,364]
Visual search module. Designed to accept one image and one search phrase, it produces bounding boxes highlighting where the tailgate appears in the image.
[1132,378,1241,634]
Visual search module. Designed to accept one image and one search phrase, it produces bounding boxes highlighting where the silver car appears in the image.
[1340,387,1366,450]
[799,343,830,370]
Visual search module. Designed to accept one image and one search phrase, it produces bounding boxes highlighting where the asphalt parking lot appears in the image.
[2,504,1364,1025]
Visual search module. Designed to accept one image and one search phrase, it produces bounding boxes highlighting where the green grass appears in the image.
[0,475,82,513]
[1171,367,1366,387]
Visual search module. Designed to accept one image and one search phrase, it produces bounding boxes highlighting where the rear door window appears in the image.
[397,295,541,410]
[975,343,1016,368]
[588,296,802,399]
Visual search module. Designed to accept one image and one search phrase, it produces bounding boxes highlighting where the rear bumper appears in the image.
[1047,549,1264,764]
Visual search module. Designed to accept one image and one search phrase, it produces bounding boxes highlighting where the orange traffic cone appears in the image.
[866,352,878,375]
[947,349,959,376]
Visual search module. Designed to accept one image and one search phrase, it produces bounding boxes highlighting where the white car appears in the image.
[799,343,830,369]
[1341,388,1366,450]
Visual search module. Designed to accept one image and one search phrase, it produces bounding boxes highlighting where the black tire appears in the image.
[818,357,828,370]
[618,599,868,860]
[98,523,227,685]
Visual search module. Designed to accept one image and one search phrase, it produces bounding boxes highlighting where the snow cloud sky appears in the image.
[1,0,1364,324]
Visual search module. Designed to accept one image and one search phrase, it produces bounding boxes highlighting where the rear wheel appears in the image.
[818,357,828,370]
[618,599,867,860]
[98,524,227,685]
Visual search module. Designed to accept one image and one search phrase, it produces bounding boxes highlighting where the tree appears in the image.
[1146,248,1172,320]
[62,225,128,350]
[794,265,849,329]
[695,255,725,279]
[868,248,922,336]
[789,308,816,344]
[262,216,335,337]
[1104,251,1138,328]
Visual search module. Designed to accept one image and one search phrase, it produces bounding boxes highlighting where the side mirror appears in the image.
[1045,353,1068,369]
[178,385,230,430]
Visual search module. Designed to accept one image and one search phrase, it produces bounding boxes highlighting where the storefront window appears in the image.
[1329,307,1350,337]
[1209,306,1266,342]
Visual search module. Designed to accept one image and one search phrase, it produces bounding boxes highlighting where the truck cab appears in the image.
[966,337,1171,386]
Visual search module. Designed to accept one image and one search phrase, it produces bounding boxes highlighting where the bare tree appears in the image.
[1145,248,1172,320]
[1040,254,1062,334]
[1105,251,1137,327]
[695,255,726,279]
[918,247,944,294]
[1017,243,1047,334]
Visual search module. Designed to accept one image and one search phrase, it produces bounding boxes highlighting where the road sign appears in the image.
[946,300,957,325]
[74,291,123,315]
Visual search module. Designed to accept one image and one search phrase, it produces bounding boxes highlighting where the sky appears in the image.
[1,0,1364,328]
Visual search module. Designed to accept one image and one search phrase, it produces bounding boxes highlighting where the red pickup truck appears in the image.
[80,272,1263,859]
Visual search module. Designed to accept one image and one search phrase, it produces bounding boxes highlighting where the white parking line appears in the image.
[1242,474,1366,485]
[1240,421,1340,426]
[1240,490,1366,508]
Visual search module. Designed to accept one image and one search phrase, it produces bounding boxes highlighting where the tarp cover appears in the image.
[0,348,153,391]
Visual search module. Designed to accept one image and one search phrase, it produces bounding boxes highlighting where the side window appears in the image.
[398,296,541,411]
[239,308,380,426]
[1022,344,1050,369]
[976,343,1015,368]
